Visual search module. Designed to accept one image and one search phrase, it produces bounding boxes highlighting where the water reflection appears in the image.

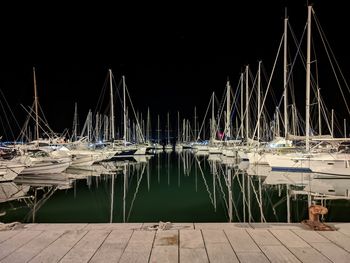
[0,150,350,223]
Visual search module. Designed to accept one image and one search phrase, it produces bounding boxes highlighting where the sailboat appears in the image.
[18,67,72,175]
[110,75,147,158]
[152,114,163,150]
[164,112,172,150]
[263,6,350,176]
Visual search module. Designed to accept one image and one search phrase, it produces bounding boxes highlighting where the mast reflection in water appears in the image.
[1,150,350,223]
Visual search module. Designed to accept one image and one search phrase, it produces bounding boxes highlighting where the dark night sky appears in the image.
[0,1,349,139]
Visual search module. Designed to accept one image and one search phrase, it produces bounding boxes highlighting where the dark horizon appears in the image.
[1,1,350,141]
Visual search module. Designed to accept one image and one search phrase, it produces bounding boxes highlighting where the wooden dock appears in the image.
[1,222,350,262]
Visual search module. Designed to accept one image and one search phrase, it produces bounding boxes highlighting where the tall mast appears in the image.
[194,107,197,141]
[284,9,289,139]
[178,111,180,142]
[245,65,249,141]
[305,5,312,152]
[240,73,244,139]
[33,67,39,141]
[157,114,160,143]
[147,107,150,143]
[257,61,261,148]
[72,102,78,141]
[211,92,215,142]
[226,80,231,139]
[109,69,115,140]
[122,75,127,146]
[167,112,170,144]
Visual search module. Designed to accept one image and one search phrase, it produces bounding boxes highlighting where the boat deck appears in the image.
[1,222,350,262]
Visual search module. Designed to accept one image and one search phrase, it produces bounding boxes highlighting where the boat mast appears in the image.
[226,80,231,139]
[211,92,215,142]
[109,69,115,141]
[306,5,312,152]
[33,67,39,142]
[245,65,249,142]
[284,9,289,139]
[257,61,261,148]
[147,107,150,143]
[167,112,170,145]
[240,73,244,139]
[72,102,78,141]
[194,107,197,141]
[157,114,160,144]
[178,111,180,142]
[123,75,127,146]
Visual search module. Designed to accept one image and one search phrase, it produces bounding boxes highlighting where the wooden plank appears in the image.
[311,242,350,263]
[0,230,21,244]
[153,230,178,246]
[225,229,261,252]
[292,229,330,243]
[0,230,42,260]
[180,248,209,263]
[270,229,310,248]
[247,229,281,246]
[149,230,178,263]
[1,230,64,263]
[180,230,208,263]
[180,230,205,249]
[338,228,350,238]
[289,247,332,263]
[59,230,110,263]
[194,223,250,230]
[84,223,142,230]
[150,246,178,263]
[29,230,88,263]
[118,230,155,263]
[251,223,304,230]
[89,230,133,263]
[202,230,238,263]
[260,245,301,262]
[318,231,350,252]
[205,243,239,263]
[202,229,228,243]
[169,223,194,230]
[28,223,87,231]
[236,252,270,263]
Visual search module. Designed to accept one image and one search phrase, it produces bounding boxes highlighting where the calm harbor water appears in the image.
[1,150,350,223]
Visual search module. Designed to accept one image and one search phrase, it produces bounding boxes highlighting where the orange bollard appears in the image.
[301,204,335,231]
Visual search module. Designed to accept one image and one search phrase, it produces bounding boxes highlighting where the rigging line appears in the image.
[20,105,53,140]
[215,166,230,217]
[195,156,214,206]
[0,90,21,139]
[313,9,350,116]
[230,171,242,222]
[232,68,253,141]
[226,77,243,138]
[94,71,109,115]
[127,163,146,221]
[231,76,243,123]
[251,34,284,141]
[125,83,145,143]
[249,176,266,222]
[38,104,56,137]
[275,22,307,112]
[16,103,33,142]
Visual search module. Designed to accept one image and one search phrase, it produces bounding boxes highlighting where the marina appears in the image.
[1,2,350,262]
